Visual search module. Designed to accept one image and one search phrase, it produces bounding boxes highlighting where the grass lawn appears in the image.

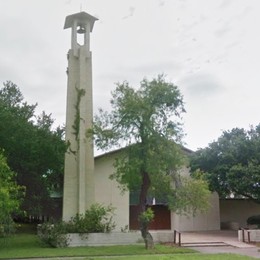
[0,225,255,260]
[87,255,256,259]
[0,232,194,259]
[0,234,255,260]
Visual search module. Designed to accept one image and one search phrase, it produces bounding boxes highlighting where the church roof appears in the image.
[94,144,193,160]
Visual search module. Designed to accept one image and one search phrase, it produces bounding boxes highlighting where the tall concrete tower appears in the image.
[62,12,98,221]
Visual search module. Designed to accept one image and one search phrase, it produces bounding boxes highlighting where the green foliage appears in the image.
[0,151,24,237]
[190,125,260,201]
[92,75,210,249]
[0,217,15,238]
[168,175,210,216]
[38,203,115,247]
[72,86,85,140]
[37,222,68,248]
[92,76,210,213]
[247,215,260,226]
[67,203,116,233]
[93,75,186,196]
[138,208,154,225]
[0,81,66,217]
[93,75,185,151]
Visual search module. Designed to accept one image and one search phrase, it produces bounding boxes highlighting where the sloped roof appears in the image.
[94,144,193,160]
[64,11,98,32]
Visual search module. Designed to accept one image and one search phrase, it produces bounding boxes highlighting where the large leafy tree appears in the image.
[0,150,24,236]
[0,81,66,218]
[92,75,210,249]
[190,125,260,201]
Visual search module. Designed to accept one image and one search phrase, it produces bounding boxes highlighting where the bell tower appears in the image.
[62,12,98,221]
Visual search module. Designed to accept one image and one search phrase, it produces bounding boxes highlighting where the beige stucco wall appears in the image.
[220,199,260,228]
[94,152,129,231]
[171,192,220,231]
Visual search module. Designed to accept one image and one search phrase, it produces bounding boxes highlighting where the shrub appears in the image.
[37,222,69,248]
[68,203,116,233]
[38,203,116,247]
[247,215,260,227]
[0,216,16,237]
[0,151,24,237]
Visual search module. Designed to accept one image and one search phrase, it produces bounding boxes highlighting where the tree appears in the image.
[190,125,260,201]
[0,81,66,218]
[0,150,24,236]
[92,75,210,249]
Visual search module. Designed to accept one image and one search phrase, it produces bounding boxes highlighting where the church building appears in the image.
[62,11,220,232]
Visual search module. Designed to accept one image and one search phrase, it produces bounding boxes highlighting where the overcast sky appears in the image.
[1,0,260,152]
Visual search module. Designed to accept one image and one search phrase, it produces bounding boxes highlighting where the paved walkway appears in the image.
[192,246,260,259]
[181,230,260,258]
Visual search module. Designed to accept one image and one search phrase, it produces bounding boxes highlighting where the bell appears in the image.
[77,26,85,34]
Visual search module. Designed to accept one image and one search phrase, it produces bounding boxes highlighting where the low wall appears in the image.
[238,229,260,243]
[150,230,175,243]
[67,231,174,247]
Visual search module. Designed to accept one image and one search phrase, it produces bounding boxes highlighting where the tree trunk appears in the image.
[138,171,154,249]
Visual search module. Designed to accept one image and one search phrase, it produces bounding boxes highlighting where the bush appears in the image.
[68,203,115,233]
[247,215,260,227]
[38,222,69,248]
[0,216,16,237]
[38,203,116,247]
[0,151,24,237]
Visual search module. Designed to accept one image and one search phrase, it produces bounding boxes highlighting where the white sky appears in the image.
[0,0,260,152]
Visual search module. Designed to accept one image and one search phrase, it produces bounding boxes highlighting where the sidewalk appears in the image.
[192,246,260,259]
[181,230,260,259]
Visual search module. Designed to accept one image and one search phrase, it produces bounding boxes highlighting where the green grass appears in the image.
[0,233,194,259]
[87,255,255,260]
[0,226,255,260]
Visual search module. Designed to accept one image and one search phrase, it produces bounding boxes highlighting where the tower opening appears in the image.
[77,25,85,46]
